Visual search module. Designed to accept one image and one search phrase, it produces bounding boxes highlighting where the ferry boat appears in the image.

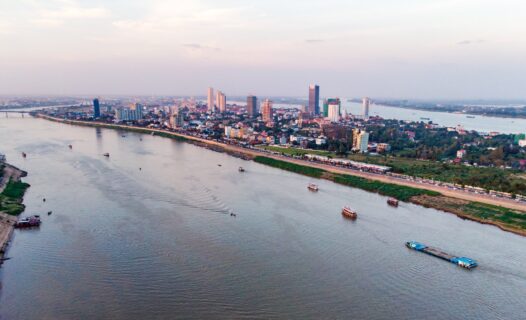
[387,198,399,207]
[14,215,41,228]
[103,153,110,157]
[406,241,478,269]
[341,206,357,220]
[307,183,319,192]
[238,166,245,172]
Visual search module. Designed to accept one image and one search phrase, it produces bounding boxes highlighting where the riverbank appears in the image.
[0,163,29,264]
[35,114,526,236]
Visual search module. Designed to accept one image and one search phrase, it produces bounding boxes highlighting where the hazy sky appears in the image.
[1,0,525,98]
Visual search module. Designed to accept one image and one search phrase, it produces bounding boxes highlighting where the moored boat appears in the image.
[238,166,245,172]
[307,183,319,192]
[22,152,27,158]
[14,215,41,228]
[387,198,399,207]
[341,206,357,219]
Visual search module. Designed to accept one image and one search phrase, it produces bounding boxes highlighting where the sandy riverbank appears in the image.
[36,114,526,236]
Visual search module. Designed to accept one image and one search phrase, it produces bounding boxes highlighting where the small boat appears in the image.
[466,115,476,119]
[43,198,46,202]
[68,144,73,149]
[14,215,41,228]
[307,183,319,192]
[47,211,52,215]
[22,152,27,158]
[217,164,222,167]
[238,167,245,172]
[103,153,110,157]
[341,206,358,220]
[387,198,399,207]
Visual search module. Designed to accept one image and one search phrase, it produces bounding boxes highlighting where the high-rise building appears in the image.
[362,97,370,119]
[247,95,258,118]
[261,99,273,122]
[358,131,369,152]
[308,84,320,115]
[207,87,215,113]
[324,98,341,118]
[93,98,100,118]
[352,129,369,153]
[115,107,143,122]
[327,104,340,122]
[216,90,226,113]
[170,111,185,128]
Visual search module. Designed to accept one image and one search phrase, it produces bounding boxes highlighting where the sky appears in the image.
[0,0,525,99]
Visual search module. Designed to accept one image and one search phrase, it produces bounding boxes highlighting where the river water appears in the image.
[0,115,525,319]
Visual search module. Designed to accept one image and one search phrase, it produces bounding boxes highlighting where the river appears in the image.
[0,115,525,319]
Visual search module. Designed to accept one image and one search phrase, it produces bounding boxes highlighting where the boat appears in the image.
[466,115,476,118]
[387,198,399,207]
[21,152,27,158]
[307,183,319,192]
[238,167,245,172]
[406,241,478,269]
[217,164,222,167]
[103,153,110,157]
[420,117,430,120]
[68,144,72,149]
[341,206,357,220]
[14,215,41,228]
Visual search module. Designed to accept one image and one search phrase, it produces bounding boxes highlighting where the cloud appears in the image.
[182,43,220,51]
[305,39,325,43]
[457,39,484,45]
[30,3,110,27]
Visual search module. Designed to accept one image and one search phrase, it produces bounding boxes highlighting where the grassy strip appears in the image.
[253,156,438,201]
[254,156,325,178]
[333,174,440,202]
[464,202,526,230]
[0,179,30,216]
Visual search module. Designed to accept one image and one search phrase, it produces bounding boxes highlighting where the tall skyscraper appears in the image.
[216,90,226,113]
[247,95,258,118]
[93,98,100,118]
[207,87,215,113]
[362,97,370,119]
[308,84,320,115]
[261,99,273,122]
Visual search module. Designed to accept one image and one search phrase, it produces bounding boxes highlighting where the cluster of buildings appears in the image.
[86,84,379,154]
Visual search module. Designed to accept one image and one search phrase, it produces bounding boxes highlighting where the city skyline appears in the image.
[1,0,525,99]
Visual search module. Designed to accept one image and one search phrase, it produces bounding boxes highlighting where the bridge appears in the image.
[2,111,31,118]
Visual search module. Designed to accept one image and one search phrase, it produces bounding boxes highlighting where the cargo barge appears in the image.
[406,241,478,269]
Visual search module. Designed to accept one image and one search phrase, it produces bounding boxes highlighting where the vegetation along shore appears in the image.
[0,162,30,264]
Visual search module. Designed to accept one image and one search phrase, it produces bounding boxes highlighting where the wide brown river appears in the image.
[0,115,525,319]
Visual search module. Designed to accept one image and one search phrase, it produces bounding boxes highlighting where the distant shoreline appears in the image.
[35,114,526,237]
[370,102,526,120]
